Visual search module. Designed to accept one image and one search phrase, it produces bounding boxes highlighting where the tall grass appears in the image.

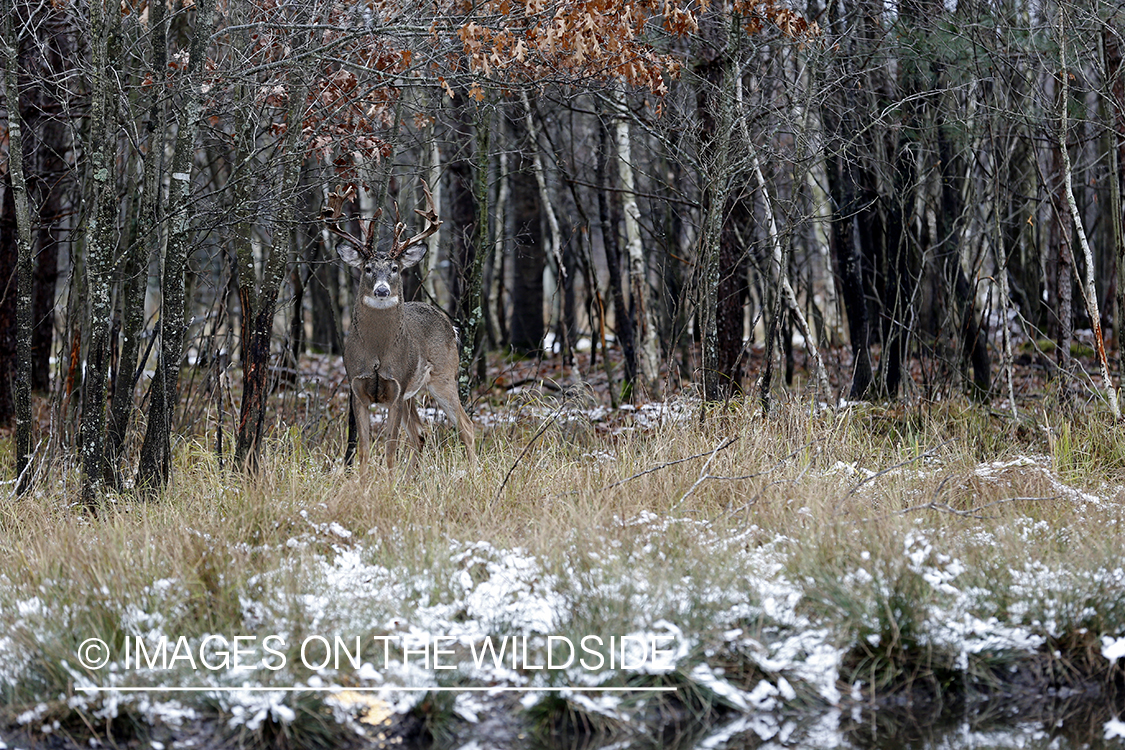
[2,395,1124,747]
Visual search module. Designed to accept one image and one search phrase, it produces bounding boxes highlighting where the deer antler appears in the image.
[323,184,383,255]
[388,180,442,259]
[325,183,356,220]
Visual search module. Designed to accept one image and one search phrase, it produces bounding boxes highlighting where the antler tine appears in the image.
[389,220,408,259]
[324,184,382,257]
[325,183,355,219]
[392,179,443,254]
[383,200,402,259]
[325,221,366,253]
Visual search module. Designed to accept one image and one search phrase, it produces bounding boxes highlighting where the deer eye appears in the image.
[390,264,400,274]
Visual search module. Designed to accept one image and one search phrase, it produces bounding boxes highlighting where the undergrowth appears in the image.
[1,395,1124,748]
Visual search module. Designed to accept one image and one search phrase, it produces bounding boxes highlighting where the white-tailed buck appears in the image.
[327,182,475,471]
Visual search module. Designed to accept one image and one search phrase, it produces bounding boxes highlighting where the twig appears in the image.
[505,377,563,392]
[672,437,737,509]
[930,473,955,504]
[896,501,986,520]
[856,495,1061,524]
[839,441,952,503]
[6,438,43,499]
[709,440,819,483]
[725,456,817,519]
[966,495,1061,516]
[493,401,568,505]
[601,437,739,491]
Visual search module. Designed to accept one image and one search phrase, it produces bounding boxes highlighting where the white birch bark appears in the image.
[989,112,1018,419]
[521,91,564,281]
[737,76,833,403]
[425,127,442,299]
[1060,11,1120,419]
[791,47,840,336]
[489,142,509,349]
[612,86,661,394]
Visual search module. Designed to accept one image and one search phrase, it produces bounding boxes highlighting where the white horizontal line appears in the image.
[77,686,678,693]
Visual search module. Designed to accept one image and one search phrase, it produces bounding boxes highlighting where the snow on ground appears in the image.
[473,396,695,433]
[3,452,1125,748]
[3,515,840,739]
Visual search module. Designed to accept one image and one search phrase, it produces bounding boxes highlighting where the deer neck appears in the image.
[353,289,407,361]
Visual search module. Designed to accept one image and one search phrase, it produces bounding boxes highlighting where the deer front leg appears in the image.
[351,377,377,466]
[383,379,404,472]
[400,398,425,473]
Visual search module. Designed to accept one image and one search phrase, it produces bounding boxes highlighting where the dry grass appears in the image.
[1,393,1124,747]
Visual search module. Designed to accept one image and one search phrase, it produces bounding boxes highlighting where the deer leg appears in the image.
[400,398,425,473]
[344,392,358,466]
[383,380,403,472]
[351,378,376,466]
[427,381,476,466]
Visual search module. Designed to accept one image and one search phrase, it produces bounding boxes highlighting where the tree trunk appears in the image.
[307,166,341,355]
[107,0,165,489]
[1054,132,1075,397]
[2,2,42,496]
[613,87,661,396]
[448,98,476,330]
[559,238,578,364]
[235,87,306,471]
[1106,25,1125,380]
[1060,20,1119,417]
[717,202,749,396]
[509,113,545,354]
[136,0,214,491]
[823,0,875,401]
[30,4,69,394]
[0,138,35,496]
[289,262,306,370]
[596,114,636,400]
[696,14,740,404]
[79,0,123,505]
[0,178,17,426]
[831,150,874,400]
[455,106,490,404]
[957,265,991,401]
[309,238,341,355]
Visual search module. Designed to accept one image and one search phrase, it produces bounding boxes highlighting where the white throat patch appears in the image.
[363,294,399,309]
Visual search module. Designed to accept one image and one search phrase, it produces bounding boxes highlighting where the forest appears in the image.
[2,0,1121,496]
[5,0,1125,747]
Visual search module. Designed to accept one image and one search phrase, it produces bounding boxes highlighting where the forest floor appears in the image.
[2,342,1125,749]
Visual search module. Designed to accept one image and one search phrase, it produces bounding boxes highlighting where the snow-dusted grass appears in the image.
[2,396,1125,748]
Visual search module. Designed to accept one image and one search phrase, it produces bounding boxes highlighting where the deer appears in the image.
[326,182,475,472]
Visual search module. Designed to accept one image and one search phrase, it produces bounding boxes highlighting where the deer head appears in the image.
[329,182,442,310]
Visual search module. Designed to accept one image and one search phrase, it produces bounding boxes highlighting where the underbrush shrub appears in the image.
[219,691,351,750]
[410,689,457,746]
[526,691,612,743]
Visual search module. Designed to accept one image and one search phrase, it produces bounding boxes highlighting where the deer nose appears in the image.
[373,287,390,297]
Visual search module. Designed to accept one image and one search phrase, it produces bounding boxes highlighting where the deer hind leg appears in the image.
[350,377,377,467]
[427,379,476,466]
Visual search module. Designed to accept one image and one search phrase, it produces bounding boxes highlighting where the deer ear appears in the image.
[337,241,363,268]
[399,242,427,270]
